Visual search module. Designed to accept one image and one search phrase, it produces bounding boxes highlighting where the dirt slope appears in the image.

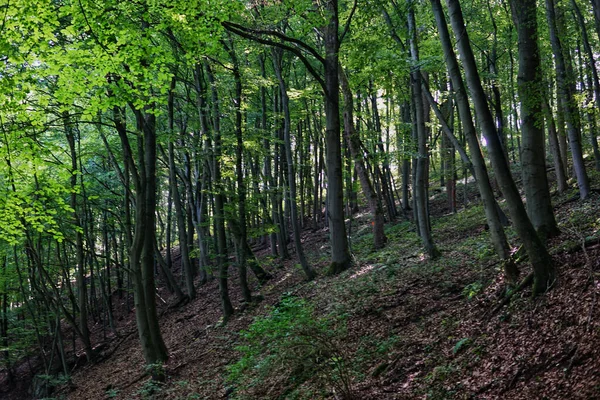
[3,176,600,400]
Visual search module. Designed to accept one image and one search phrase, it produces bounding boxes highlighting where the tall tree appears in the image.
[546,0,591,199]
[510,0,559,238]
[408,0,440,259]
[223,0,355,275]
[445,0,555,293]
[272,48,317,280]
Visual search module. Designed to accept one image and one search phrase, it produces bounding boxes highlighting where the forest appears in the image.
[0,0,600,398]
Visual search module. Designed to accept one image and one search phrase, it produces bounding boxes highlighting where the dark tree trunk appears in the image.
[324,0,352,275]
[225,38,252,303]
[339,68,387,249]
[273,48,316,280]
[446,0,555,294]
[546,0,591,199]
[168,78,196,299]
[64,113,94,361]
[571,0,600,171]
[409,0,440,259]
[206,62,234,322]
[510,0,559,239]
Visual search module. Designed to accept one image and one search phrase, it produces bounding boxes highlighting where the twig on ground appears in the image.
[485,273,534,319]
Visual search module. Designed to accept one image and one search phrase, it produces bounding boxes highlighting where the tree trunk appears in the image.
[546,0,591,199]
[571,0,600,171]
[324,0,352,275]
[64,112,94,361]
[168,78,196,300]
[510,0,559,239]
[206,62,234,321]
[542,97,568,193]
[446,0,554,294]
[409,0,440,259]
[339,68,387,249]
[273,48,316,280]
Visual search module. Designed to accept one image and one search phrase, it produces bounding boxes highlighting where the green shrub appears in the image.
[227,296,353,399]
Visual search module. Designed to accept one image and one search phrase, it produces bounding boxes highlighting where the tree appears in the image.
[445,0,555,294]
[272,48,317,280]
[510,0,559,239]
[545,0,591,199]
[223,0,355,275]
[408,0,440,259]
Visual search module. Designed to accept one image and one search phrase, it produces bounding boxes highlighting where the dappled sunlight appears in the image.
[274,272,292,286]
[349,264,375,279]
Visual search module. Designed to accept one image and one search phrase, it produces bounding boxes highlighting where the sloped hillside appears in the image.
[3,175,600,400]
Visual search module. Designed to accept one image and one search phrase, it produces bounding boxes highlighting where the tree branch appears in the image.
[223,21,325,65]
[339,0,358,45]
[222,21,325,90]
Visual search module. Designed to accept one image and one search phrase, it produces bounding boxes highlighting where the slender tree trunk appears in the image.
[546,0,591,199]
[446,0,554,293]
[193,63,214,283]
[273,48,316,280]
[543,97,568,193]
[572,0,600,171]
[226,39,253,303]
[339,68,387,249]
[206,63,234,321]
[510,0,559,239]
[168,78,196,299]
[323,0,352,275]
[409,0,440,259]
[64,112,94,361]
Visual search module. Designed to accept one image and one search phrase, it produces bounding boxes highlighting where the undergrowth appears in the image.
[227,296,354,400]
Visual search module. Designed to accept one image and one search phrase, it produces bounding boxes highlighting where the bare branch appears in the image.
[222,21,326,91]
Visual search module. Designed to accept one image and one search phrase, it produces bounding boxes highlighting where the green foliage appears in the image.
[136,379,163,400]
[105,387,119,398]
[227,296,353,399]
[144,362,166,382]
[452,338,471,355]
[462,282,484,299]
[33,373,70,400]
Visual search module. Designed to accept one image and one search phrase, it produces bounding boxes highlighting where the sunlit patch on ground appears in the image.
[274,272,292,286]
[350,264,375,279]
[402,371,420,389]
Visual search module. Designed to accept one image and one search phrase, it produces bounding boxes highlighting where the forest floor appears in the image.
[2,165,600,400]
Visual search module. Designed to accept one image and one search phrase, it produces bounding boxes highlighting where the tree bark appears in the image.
[571,0,600,171]
[339,68,388,249]
[546,0,591,199]
[510,0,559,239]
[168,78,196,299]
[324,0,352,275]
[408,0,440,259]
[446,0,554,294]
[206,62,234,321]
[273,48,316,280]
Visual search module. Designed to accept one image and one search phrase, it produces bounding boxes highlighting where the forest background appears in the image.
[0,0,600,398]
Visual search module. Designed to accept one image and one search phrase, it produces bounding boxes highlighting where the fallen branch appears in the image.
[553,236,600,256]
[485,273,534,319]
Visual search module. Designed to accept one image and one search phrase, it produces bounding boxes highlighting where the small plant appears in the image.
[426,364,457,383]
[32,373,70,400]
[452,337,471,355]
[227,296,354,399]
[136,379,162,399]
[144,362,166,381]
[462,281,483,299]
[105,386,119,398]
